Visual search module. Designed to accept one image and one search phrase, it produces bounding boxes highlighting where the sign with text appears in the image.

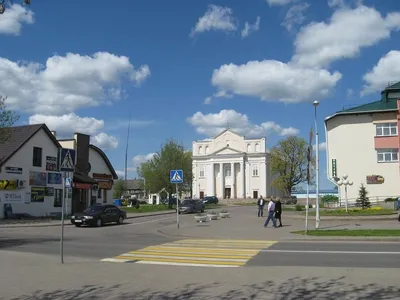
[331,159,337,178]
[366,175,384,184]
[93,173,113,180]
[98,181,113,190]
[46,156,58,171]
[45,187,55,196]
[5,167,23,174]
[47,172,62,184]
[0,191,23,203]
[31,187,45,202]
[29,172,47,186]
[0,180,17,190]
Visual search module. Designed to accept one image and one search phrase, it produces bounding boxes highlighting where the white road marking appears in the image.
[127,216,174,226]
[135,261,239,267]
[261,249,400,255]
[119,253,248,262]
[100,258,130,263]
[132,249,256,256]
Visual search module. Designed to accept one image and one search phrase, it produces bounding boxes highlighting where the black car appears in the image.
[71,204,127,227]
[178,199,205,214]
[203,196,219,204]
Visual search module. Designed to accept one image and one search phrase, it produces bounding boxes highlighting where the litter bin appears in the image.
[114,199,122,206]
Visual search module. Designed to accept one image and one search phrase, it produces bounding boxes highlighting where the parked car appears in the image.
[71,204,127,227]
[178,199,205,214]
[281,196,297,205]
[203,196,219,204]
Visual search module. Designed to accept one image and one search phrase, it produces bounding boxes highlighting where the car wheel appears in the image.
[75,224,81,227]
[117,216,124,225]
[96,218,103,227]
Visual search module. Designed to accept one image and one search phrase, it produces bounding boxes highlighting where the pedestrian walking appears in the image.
[257,196,265,217]
[263,199,277,228]
[274,198,283,227]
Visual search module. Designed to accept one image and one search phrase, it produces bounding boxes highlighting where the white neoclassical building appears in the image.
[192,129,279,200]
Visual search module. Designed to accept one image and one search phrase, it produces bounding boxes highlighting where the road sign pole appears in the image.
[60,171,66,264]
[176,183,179,229]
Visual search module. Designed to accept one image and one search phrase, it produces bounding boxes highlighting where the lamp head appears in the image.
[313,100,319,107]
[342,174,348,180]
[337,180,343,186]
[348,181,353,186]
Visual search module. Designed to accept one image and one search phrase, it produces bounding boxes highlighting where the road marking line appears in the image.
[135,261,239,268]
[100,258,130,263]
[118,253,248,262]
[114,256,245,265]
[130,250,255,257]
[260,249,400,255]
[162,243,272,249]
[127,216,173,226]
[180,239,277,243]
[142,246,260,254]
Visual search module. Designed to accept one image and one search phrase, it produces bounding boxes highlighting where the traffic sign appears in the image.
[170,169,183,183]
[59,148,76,172]
[65,178,72,188]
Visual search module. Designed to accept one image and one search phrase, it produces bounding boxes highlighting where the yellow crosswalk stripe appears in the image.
[101,239,277,268]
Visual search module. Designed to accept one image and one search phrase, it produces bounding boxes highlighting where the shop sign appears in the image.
[98,181,113,190]
[46,156,58,171]
[366,175,384,184]
[0,180,17,190]
[0,191,23,203]
[5,167,23,174]
[31,187,45,202]
[29,172,47,186]
[73,182,92,189]
[93,173,113,180]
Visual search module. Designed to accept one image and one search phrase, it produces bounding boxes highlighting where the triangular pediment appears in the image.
[212,146,243,156]
[213,129,242,140]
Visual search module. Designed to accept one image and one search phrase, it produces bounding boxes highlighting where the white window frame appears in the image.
[199,166,205,177]
[376,123,398,137]
[377,149,399,163]
[252,165,259,177]
[224,164,231,177]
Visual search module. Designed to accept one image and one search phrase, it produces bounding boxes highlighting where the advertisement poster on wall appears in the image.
[31,187,45,202]
[5,167,23,174]
[47,173,62,184]
[25,192,31,204]
[46,156,58,171]
[53,189,63,207]
[45,187,54,196]
[0,191,23,203]
[29,172,47,186]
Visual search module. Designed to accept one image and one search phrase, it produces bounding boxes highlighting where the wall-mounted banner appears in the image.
[31,187,45,202]
[46,156,58,171]
[45,187,54,196]
[47,172,62,184]
[366,175,384,184]
[5,167,23,174]
[0,180,17,190]
[29,172,47,186]
[93,173,113,180]
[0,191,23,203]
[98,181,113,190]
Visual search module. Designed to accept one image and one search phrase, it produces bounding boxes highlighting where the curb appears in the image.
[284,214,398,221]
[0,211,176,229]
[280,237,400,242]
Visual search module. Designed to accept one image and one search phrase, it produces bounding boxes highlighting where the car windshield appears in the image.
[181,200,193,205]
[84,206,104,213]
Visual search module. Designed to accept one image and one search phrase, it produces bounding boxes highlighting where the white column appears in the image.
[231,162,235,199]
[246,162,251,198]
[206,164,213,196]
[240,161,245,199]
[260,161,267,197]
[210,163,215,196]
[219,163,224,199]
[192,163,197,198]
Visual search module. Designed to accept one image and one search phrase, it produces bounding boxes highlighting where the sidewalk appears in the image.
[285,211,398,221]
[0,210,175,228]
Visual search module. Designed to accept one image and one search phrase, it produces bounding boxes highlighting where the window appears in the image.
[377,149,399,162]
[247,144,252,152]
[376,123,397,136]
[252,165,259,176]
[205,146,209,154]
[255,143,260,152]
[224,164,231,177]
[199,166,205,177]
[97,188,102,199]
[32,147,42,167]
[198,146,203,154]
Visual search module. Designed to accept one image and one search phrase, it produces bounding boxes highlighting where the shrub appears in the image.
[322,194,339,203]
[384,198,396,202]
[295,205,303,211]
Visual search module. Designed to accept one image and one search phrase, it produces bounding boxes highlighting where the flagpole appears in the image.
[306,127,313,235]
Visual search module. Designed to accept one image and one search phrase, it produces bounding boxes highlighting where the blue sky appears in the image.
[1,0,400,189]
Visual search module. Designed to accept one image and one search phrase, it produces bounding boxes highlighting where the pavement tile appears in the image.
[101,238,277,268]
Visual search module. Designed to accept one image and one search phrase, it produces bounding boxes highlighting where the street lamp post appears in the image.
[337,174,353,212]
[313,100,320,229]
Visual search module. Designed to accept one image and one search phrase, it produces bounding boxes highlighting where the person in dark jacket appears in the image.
[257,196,265,217]
[274,198,283,227]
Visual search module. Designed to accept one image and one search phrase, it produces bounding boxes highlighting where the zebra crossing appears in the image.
[101,238,277,268]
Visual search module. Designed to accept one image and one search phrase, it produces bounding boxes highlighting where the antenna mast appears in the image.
[124,112,132,194]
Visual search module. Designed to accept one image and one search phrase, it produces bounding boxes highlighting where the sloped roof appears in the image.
[0,124,61,167]
[89,144,118,179]
[125,179,144,190]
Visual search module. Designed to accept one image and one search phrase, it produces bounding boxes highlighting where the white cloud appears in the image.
[91,133,119,150]
[28,113,119,149]
[313,142,327,151]
[327,0,346,9]
[187,109,299,138]
[281,3,310,32]
[203,90,233,105]
[266,0,295,6]
[361,50,400,95]
[292,4,400,68]
[133,153,156,168]
[190,5,237,37]
[0,52,150,114]
[241,16,260,38]
[115,170,125,178]
[203,96,212,105]
[0,4,34,36]
[346,88,354,99]
[211,60,342,103]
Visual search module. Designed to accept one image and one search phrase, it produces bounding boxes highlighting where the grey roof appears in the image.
[0,124,61,167]
[125,179,144,190]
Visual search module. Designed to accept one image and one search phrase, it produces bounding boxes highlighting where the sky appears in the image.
[1,0,400,189]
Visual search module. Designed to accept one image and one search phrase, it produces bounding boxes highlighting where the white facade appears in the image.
[192,129,279,200]
[325,111,400,202]
[0,128,63,218]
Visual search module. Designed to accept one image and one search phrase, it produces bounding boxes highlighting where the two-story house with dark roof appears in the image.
[325,81,400,202]
[0,124,118,218]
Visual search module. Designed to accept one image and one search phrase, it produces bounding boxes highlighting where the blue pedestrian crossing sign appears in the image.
[59,148,76,172]
[65,177,72,188]
[170,169,183,183]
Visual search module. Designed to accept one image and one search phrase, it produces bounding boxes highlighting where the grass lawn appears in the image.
[305,209,396,216]
[292,229,400,237]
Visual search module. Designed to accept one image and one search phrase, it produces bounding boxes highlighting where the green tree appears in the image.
[113,180,125,199]
[137,139,192,197]
[270,136,312,196]
[356,183,371,209]
[0,95,19,143]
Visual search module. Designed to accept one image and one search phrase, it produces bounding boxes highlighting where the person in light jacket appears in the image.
[263,199,277,228]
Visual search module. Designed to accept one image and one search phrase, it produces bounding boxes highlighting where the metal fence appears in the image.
[326,196,398,210]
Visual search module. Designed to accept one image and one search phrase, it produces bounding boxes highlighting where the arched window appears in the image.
[198,146,203,154]
[255,143,260,152]
[247,144,252,152]
[205,146,209,154]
